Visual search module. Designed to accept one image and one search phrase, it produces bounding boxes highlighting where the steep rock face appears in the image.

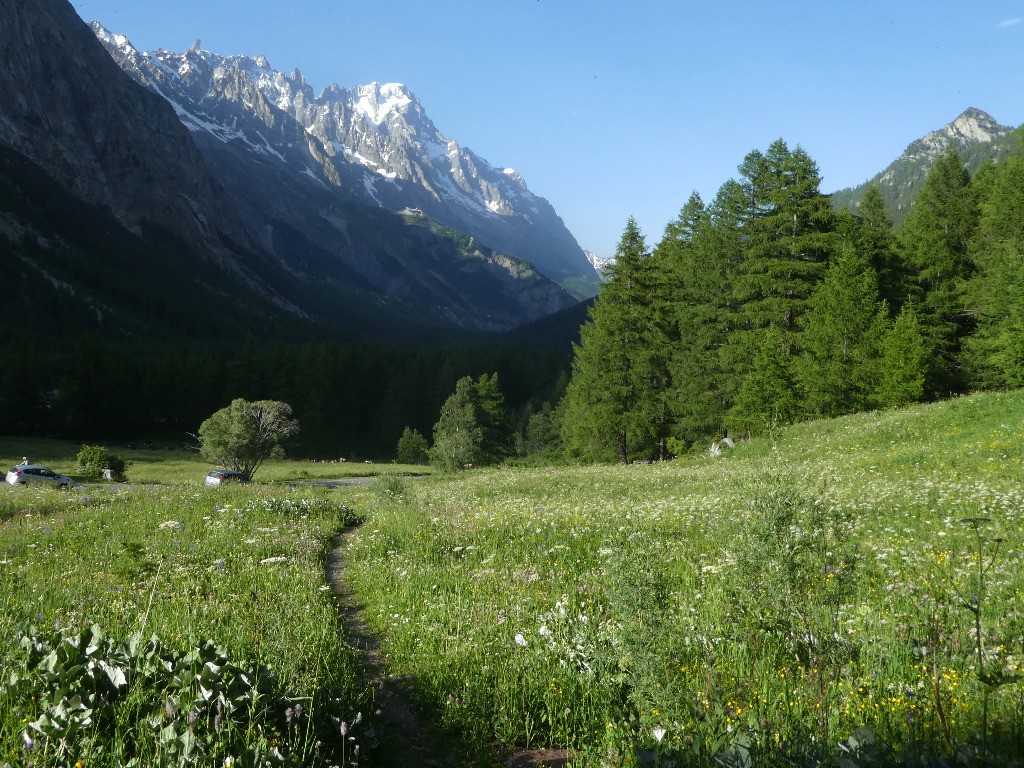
[0,0,250,257]
[91,27,598,290]
[0,0,579,337]
[832,108,1017,222]
[895,108,1012,166]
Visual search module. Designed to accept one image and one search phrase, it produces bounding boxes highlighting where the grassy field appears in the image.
[1,392,1023,766]
[0,436,430,485]
[336,391,1024,766]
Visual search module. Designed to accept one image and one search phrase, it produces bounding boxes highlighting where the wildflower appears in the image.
[515,633,528,647]
[653,726,666,743]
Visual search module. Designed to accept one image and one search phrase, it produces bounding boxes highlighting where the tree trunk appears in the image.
[618,430,628,464]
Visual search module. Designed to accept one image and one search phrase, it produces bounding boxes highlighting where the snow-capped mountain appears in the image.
[91,25,598,292]
[0,0,585,341]
[586,251,614,280]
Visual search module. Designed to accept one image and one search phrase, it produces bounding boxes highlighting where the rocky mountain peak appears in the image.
[831,107,1019,226]
[352,81,414,125]
[902,108,1012,166]
[90,26,596,289]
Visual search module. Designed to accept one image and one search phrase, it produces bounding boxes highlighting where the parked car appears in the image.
[205,469,250,486]
[6,464,75,488]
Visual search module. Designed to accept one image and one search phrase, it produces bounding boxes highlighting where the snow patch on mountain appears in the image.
[586,251,613,280]
[89,23,595,287]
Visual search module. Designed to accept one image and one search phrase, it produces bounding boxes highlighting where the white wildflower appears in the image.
[514,633,528,647]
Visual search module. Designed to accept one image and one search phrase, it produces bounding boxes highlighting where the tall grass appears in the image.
[0,484,368,766]
[338,391,1024,765]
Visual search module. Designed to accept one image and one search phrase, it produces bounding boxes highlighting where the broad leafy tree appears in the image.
[429,377,483,472]
[198,398,299,479]
[429,373,512,471]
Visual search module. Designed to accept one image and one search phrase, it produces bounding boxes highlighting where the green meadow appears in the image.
[2,391,1024,766]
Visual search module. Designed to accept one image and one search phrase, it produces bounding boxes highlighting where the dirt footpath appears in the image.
[327,531,574,768]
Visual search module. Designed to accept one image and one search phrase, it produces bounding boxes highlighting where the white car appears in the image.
[6,464,75,488]
[205,469,250,487]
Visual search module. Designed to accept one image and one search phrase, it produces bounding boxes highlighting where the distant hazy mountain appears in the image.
[831,108,1018,224]
[91,25,599,296]
[585,250,614,281]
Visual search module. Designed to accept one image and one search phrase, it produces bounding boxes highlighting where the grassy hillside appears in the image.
[339,391,1024,765]
[1,391,1022,766]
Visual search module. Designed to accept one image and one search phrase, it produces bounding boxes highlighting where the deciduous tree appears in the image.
[198,398,299,479]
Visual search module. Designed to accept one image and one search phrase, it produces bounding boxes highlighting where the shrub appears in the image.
[370,472,407,501]
[75,444,129,481]
[396,426,429,465]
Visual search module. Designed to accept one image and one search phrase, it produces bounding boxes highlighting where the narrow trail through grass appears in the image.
[328,528,575,768]
[328,528,463,768]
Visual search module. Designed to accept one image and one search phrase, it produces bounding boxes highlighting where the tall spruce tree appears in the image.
[855,182,908,311]
[654,191,733,447]
[473,372,513,465]
[726,325,800,437]
[897,146,979,395]
[797,250,888,417]
[725,140,837,384]
[561,218,656,462]
[964,137,1024,388]
[876,303,929,408]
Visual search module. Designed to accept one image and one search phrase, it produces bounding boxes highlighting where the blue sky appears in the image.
[69,0,1023,259]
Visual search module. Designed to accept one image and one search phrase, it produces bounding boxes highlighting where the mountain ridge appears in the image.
[0,0,585,341]
[831,107,1019,222]
[90,24,599,294]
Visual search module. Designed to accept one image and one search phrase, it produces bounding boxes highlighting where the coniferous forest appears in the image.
[3,135,1023,466]
[560,135,1024,463]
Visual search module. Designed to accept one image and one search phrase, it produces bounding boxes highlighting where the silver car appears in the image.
[6,464,75,488]
[205,469,250,486]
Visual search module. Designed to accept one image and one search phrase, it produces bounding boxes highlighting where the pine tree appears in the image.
[561,218,657,462]
[855,182,908,311]
[725,140,838,386]
[964,136,1024,388]
[897,147,979,395]
[396,426,429,465]
[797,250,888,417]
[473,372,513,465]
[726,325,800,437]
[876,304,929,408]
[654,191,732,446]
